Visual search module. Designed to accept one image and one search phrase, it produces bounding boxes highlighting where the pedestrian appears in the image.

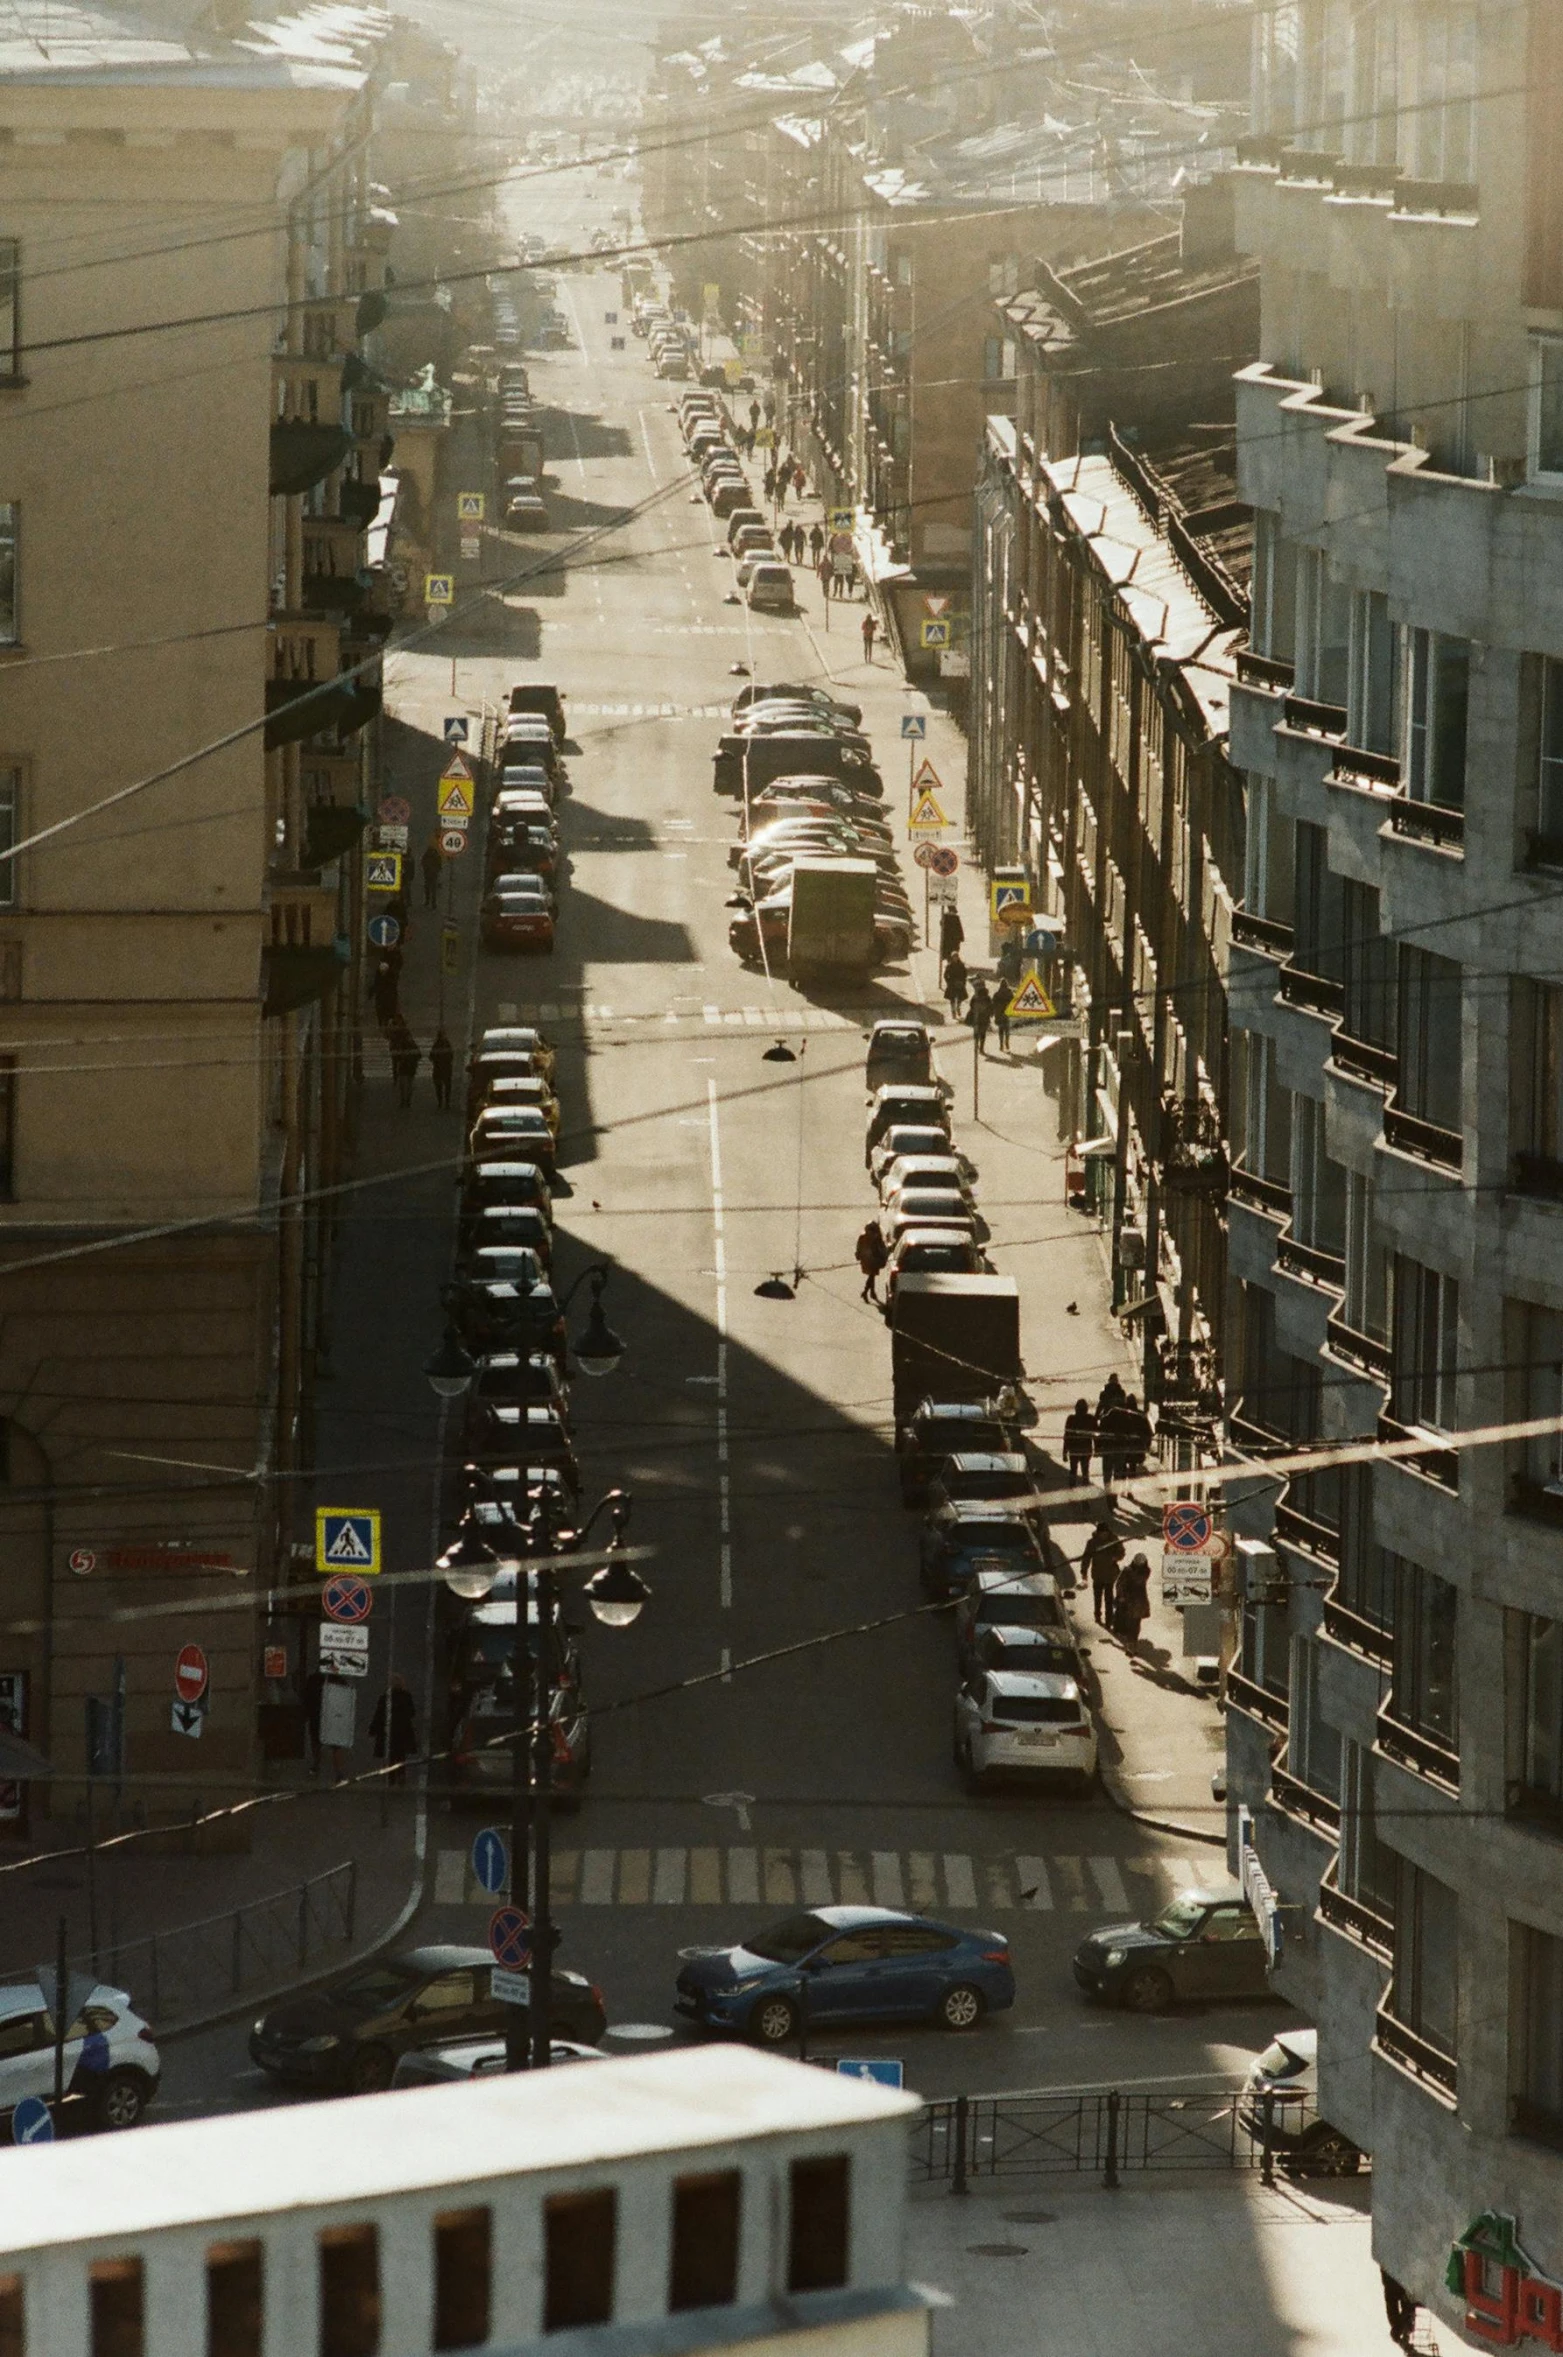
[1084,1514,1125,1625]
[748,398,760,433]
[939,902,965,959]
[1096,1370,1127,1420]
[1123,1391,1153,1474]
[1112,1550,1152,1647]
[370,1671,418,1788]
[430,1028,455,1110]
[855,1216,889,1303]
[817,550,832,595]
[775,470,788,511]
[789,520,803,564]
[792,461,806,497]
[968,976,993,1054]
[390,1023,420,1108]
[1063,1397,1097,1483]
[763,391,776,423]
[763,463,778,503]
[1380,2271,1417,2350]
[942,948,968,1019]
[861,610,877,662]
[994,983,1013,1054]
[810,521,824,560]
[420,835,442,909]
[370,957,400,1033]
[1099,1391,1137,1488]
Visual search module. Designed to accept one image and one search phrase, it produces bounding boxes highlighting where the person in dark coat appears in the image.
[420,837,443,909]
[855,1217,889,1303]
[370,1673,417,1787]
[1113,1551,1152,1646]
[1099,1394,1137,1488]
[994,984,1013,1054]
[942,949,968,1019]
[389,1025,420,1108]
[1063,1398,1096,1483]
[763,463,778,503]
[1096,1371,1127,1419]
[430,1030,455,1110]
[1380,2272,1417,2350]
[809,521,825,560]
[370,957,400,1033]
[1083,1513,1125,1624]
[968,977,993,1053]
[939,903,965,960]
[1123,1392,1154,1474]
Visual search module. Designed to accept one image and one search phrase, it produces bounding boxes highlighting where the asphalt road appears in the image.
[159,164,1282,2127]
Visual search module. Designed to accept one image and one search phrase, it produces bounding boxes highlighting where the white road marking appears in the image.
[1014,1857,1053,1909]
[580,1848,616,1903]
[943,1854,978,1910]
[653,1848,686,1904]
[708,1076,731,1611]
[1088,1857,1131,1914]
[871,1851,906,1908]
[433,1846,1184,1911]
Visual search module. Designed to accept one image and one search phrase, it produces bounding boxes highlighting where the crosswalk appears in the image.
[486,1001,937,1032]
[570,699,732,720]
[431,1844,1209,1917]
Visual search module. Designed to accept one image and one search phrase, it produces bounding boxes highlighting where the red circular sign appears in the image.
[928,845,960,878]
[912,842,939,871]
[174,1644,208,1703]
[68,1548,96,1577]
[378,797,412,826]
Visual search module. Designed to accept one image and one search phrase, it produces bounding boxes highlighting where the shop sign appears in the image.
[65,1544,242,1577]
[1448,2212,1563,2349]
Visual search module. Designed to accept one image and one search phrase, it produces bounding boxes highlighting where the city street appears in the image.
[156,162,1272,2126]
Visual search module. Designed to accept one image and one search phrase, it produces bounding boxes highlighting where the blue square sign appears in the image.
[315,1508,381,1575]
[836,2059,904,2088]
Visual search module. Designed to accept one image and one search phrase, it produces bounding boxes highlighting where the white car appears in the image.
[869,1128,968,1186]
[877,1154,977,1209]
[0,1976,160,2136]
[746,563,796,614]
[392,2037,606,2088]
[1238,2028,1363,2173]
[954,1668,1097,1790]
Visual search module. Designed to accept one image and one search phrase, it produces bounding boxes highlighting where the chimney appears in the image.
[1179,176,1236,267]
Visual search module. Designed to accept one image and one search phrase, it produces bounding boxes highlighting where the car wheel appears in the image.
[938,1982,985,2031]
[346,2045,395,2094]
[1291,2126,1362,2178]
[1119,1966,1174,2015]
[747,1994,799,2047]
[95,2070,150,2131]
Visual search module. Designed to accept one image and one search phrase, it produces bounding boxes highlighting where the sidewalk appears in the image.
[910,2174,1456,2357]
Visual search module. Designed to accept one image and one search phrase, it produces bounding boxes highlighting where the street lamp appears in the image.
[554,1265,626,1378]
[425,1326,477,1399]
[438,1513,502,1602]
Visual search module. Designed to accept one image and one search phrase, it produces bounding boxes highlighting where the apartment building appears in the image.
[1223,0,1563,2328]
[0,0,393,1833]
[968,189,1258,1409]
[0,2046,927,2357]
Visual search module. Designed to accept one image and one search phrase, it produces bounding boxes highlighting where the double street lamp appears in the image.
[425,1262,626,1397]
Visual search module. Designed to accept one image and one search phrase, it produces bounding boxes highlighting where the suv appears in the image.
[898,1399,1018,1503]
[954,1668,1096,1791]
[954,1567,1066,1669]
[0,1978,159,2138]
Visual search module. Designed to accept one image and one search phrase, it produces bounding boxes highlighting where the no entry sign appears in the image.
[174,1645,208,1704]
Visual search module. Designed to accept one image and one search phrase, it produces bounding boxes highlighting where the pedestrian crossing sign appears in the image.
[456,493,485,522]
[1006,969,1055,1021]
[920,618,952,649]
[828,508,853,533]
[908,787,949,833]
[363,849,403,893]
[990,878,1031,920]
[424,574,455,607]
[437,776,475,820]
[315,1508,381,1575]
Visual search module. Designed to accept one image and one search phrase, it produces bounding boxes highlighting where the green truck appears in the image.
[786,857,877,979]
[890,1273,1022,1431]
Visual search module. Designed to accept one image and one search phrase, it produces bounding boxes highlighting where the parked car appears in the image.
[1238,2030,1363,2174]
[478,1074,561,1139]
[897,1399,1019,1503]
[462,1396,575,1473]
[746,563,796,615]
[865,1086,952,1165]
[0,1977,159,2139]
[505,487,549,531]
[473,1026,556,1082]
[391,2037,606,2088]
[468,1104,557,1174]
[1071,1887,1270,2013]
[674,1906,1014,2045]
[250,1947,606,2091]
[446,1247,564,1353]
[875,1152,975,1208]
[969,1621,1085,1680]
[921,1511,1048,1600]
[732,682,862,724]
[725,506,766,546]
[954,1668,1096,1791]
[881,1190,982,1244]
[506,682,566,745]
[459,1158,553,1227]
[953,1566,1066,1669]
[865,1018,938,1091]
[458,1203,554,1267]
[482,885,555,954]
[885,1229,984,1295]
[924,1453,1035,1519]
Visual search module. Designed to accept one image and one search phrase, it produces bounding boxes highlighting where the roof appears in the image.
[0,0,378,87]
[0,2047,917,2256]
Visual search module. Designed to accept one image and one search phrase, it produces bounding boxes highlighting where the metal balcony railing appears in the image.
[1382,1101,1463,1171]
[1374,2004,1458,2101]
[1376,1708,1460,1795]
[1317,1864,1393,1959]
[1324,1315,1392,1382]
[1377,1411,1459,1491]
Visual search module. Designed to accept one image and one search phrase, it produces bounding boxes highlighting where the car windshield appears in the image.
[330,1964,419,2012]
[1152,1896,1209,1940]
[905,1244,973,1269]
[925,1418,1004,1454]
[744,1912,832,1962]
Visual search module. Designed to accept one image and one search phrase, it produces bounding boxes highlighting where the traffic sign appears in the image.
[378,796,412,826]
[67,1548,95,1576]
[367,913,401,951]
[910,758,942,794]
[440,828,469,857]
[456,495,485,523]
[318,1624,369,1677]
[441,750,474,782]
[489,1904,532,1970]
[836,2058,904,2089]
[174,1645,208,1704]
[425,574,455,607]
[364,849,403,893]
[170,1696,206,1739]
[472,1827,509,1896]
[11,2096,52,2145]
[492,1966,529,2005]
[437,776,475,820]
[900,713,928,740]
[920,619,952,649]
[315,1508,381,1576]
[928,844,960,878]
[1162,1553,1215,1607]
[909,787,949,834]
[1164,1501,1214,1553]
[322,1573,373,1624]
[912,841,939,871]
[828,508,853,533]
[1005,970,1056,1021]
[990,878,1031,920]
[924,594,951,618]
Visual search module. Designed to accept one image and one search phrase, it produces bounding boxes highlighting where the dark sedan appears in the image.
[919,1504,1046,1598]
[675,1905,1014,2046]
[249,1945,606,2092]
[1073,1889,1270,2013]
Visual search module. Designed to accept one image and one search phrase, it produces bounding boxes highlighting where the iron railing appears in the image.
[87,1860,358,2027]
[912,2086,1353,2191]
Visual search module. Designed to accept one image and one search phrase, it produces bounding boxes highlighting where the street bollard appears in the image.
[951,2093,970,2196]
[1103,2088,1121,2190]
[1260,2091,1276,2187]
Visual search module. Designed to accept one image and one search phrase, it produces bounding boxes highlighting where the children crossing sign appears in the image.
[908,786,950,833]
[1005,969,1056,1021]
[437,776,475,820]
[314,1509,381,1575]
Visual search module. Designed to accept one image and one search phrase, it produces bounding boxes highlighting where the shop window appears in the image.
[788,2156,850,2294]
[90,2261,143,2357]
[433,2209,490,2350]
[1511,1923,1563,2146]
[318,2225,379,2357]
[543,2190,615,2331]
[669,2172,741,2311]
[206,2241,262,2357]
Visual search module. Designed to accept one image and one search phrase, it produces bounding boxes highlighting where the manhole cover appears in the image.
[967,2244,1028,2259]
[1002,2210,1056,2225]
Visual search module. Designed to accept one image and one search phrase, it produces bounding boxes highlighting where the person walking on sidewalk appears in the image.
[1380,2272,1418,2350]
[1083,1512,1124,1623]
[792,461,807,498]
[748,398,761,434]
[855,1216,889,1303]
[1098,1390,1137,1489]
[968,976,993,1054]
[861,610,878,662]
[994,982,1013,1054]
[939,902,964,960]
[1063,1397,1097,1483]
[810,520,825,561]
[763,462,778,504]
[430,1029,455,1110]
[1112,1550,1152,1648]
[370,955,401,1033]
[1096,1370,1127,1420]
[1123,1391,1153,1474]
[763,389,776,424]
[389,1024,420,1108]
[420,836,442,909]
[942,948,968,1019]
[370,1672,417,1788]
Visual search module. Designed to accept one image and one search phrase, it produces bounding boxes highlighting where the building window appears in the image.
[0,771,17,911]
[1405,629,1469,807]
[1511,979,1563,1177]
[1336,1465,1393,1632]
[544,2190,615,2332]
[1348,591,1398,752]
[1511,1924,1563,2145]
[1343,1173,1390,1343]
[1290,1635,1342,1795]
[1250,511,1296,664]
[1389,1556,1459,1750]
[0,1058,17,1201]
[0,242,15,379]
[0,505,14,646]
[1509,1301,1563,1502]
[1293,821,1342,981]
[1291,1094,1346,1254]
[1243,775,1294,926]
[788,2156,850,2294]
[1536,657,1563,841]
[206,2241,262,2357]
[90,2260,144,2357]
[1396,946,1462,1131]
[1237,1280,1283,1434]
[1339,1739,1396,1917]
[1340,880,1393,1049]
[1510,1612,1563,1828]
[1296,551,1350,706]
[433,2210,490,2351]
[318,2225,379,2357]
[669,2172,742,2311]
[1389,1860,1459,2060]
[1533,341,1563,477]
[1413,2,1477,183]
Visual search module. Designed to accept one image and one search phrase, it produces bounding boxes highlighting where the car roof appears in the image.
[389,1945,491,1973]
[1269,2027,1319,2061]
[983,1670,1080,1699]
[873,1083,945,1103]
[942,1453,1028,1474]
[870,1019,929,1040]
[972,1566,1058,1594]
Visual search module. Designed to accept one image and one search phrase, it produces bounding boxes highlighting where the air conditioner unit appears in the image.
[1117,1223,1146,1268]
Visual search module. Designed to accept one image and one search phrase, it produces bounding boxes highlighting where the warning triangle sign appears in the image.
[924,594,951,617]
[440,752,474,784]
[910,757,942,793]
[908,787,949,831]
[325,1522,373,1563]
[1006,969,1055,1020]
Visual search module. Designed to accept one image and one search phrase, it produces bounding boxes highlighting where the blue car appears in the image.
[674,1905,1015,2046]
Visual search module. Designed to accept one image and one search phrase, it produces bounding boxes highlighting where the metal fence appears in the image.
[89,1860,358,2028]
[912,2087,1362,2192]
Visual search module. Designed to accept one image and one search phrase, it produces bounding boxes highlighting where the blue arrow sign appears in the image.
[472,1827,509,1897]
[836,2059,904,2088]
[367,913,401,951]
[11,2095,53,2144]
[489,1904,531,1970]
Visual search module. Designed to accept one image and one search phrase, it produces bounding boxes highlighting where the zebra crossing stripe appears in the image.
[942,1855,977,1910]
[1089,1857,1132,1914]
[1015,1856,1053,1910]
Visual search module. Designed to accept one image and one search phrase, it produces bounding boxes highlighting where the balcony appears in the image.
[1228,1165,1292,1220]
[1226,1668,1289,1734]
[1235,648,1294,692]
[1328,1032,1397,1091]
[1320,1594,1392,1666]
[1160,1097,1229,1198]
[269,419,354,499]
[1377,1411,1459,1492]
[1324,1315,1392,1383]
[1508,1473,1563,1530]
[1376,1707,1460,1795]
[1282,692,1347,740]
[1391,176,1478,220]
[1270,1761,1342,1835]
[1382,1101,1463,1172]
[272,355,343,428]
[1374,2004,1458,2103]
[1273,1498,1342,1564]
[1276,1233,1346,1291]
[1326,743,1401,793]
[1389,798,1465,852]
[1231,907,1294,957]
[1278,964,1345,1019]
[1318,1864,1392,1960]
